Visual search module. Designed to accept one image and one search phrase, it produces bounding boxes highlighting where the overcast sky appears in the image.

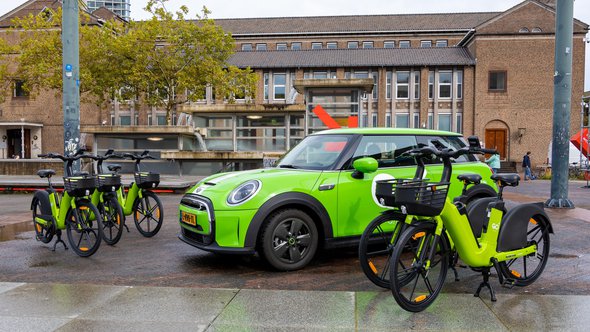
[0,0,588,90]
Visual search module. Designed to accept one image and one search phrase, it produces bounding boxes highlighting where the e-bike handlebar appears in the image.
[122,150,158,172]
[38,150,94,177]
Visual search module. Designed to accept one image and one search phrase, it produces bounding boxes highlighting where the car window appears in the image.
[277,134,352,170]
[352,135,418,168]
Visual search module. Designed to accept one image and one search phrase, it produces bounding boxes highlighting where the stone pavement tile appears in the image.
[0,283,127,318]
[79,286,238,324]
[56,319,207,332]
[485,294,590,331]
[0,282,24,295]
[355,291,508,331]
[211,289,356,330]
[0,316,70,332]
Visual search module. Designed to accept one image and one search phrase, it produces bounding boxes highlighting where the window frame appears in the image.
[383,41,395,48]
[241,43,252,51]
[276,43,288,51]
[395,71,410,99]
[399,40,411,48]
[347,41,359,49]
[291,42,302,50]
[438,71,453,99]
[488,70,507,92]
[273,73,287,100]
[420,40,432,48]
[311,42,323,50]
[362,41,374,49]
[326,42,337,49]
[435,40,448,47]
[255,43,267,51]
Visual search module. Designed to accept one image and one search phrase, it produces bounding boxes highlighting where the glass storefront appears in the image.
[306,88,363,134]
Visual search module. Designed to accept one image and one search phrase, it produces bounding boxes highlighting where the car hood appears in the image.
[185,168,323,209]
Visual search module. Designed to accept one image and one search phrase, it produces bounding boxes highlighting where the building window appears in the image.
[456,113,463,133]
[519,27,530,33]
[347,41,359,49]
[438,113,451,131]
[276,43,287,51]
[399,40,410,48]
[385,113,392,127]
[311,42,322,49]
[273,73,286,100]
[428,71,434,99]
[384,41,395,48]
[362,41,374,49]
[435,40,448,47]
[372,72,378,99]
[438,71,452,99]
[326,42,337,49]
[396,71,409,99]
[313,71,328,79]
[361,112,368,127]
[428,113,434,129]
[13,80,29,97]
[372,113,378,127]
[420,40,432,48]
[413,72,420,99]
[353,71,369,79]
[263,73,269,100]
[456,71,463,99]
[241,43,252,51]
[386,71,392,99]
[256,43,267,51]
[119,115,131,126]
[396,114,409,128]
[413,113,420,128]
[291,42,302,50]
[532,27,543,33]
[489,71,507,92]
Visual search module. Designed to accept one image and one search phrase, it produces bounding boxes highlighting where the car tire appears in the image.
[259,209,318,271]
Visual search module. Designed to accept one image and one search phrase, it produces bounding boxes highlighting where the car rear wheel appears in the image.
[259,209,318,271]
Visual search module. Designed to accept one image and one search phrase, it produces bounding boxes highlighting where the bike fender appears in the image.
[32,190,53,216]
[464,183,497,201]
[497,202,553,252]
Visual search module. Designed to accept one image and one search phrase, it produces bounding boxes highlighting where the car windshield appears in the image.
[277,134,352,170]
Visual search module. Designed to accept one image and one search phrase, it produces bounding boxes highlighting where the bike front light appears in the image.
[227,180,261,206]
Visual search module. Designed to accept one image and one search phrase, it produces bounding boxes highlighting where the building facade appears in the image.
[0,0,587,175]
[84,0,130,21]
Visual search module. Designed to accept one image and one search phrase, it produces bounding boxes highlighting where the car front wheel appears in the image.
[260,209,318,271]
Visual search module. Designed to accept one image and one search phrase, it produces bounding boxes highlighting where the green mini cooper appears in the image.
[179,128,496,270]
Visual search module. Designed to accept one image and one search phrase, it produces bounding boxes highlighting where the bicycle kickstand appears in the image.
[52,230,68,251]
[474,268,496,302]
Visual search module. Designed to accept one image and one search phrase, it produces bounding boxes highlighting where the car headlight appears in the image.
[227,180,261,206]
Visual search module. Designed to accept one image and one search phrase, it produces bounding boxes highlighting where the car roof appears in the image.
[313,127,463,136]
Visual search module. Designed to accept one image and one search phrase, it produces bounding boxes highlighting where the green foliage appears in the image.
[8,0,257,124]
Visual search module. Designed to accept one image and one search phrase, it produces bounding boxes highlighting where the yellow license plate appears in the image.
[181,211,196,226]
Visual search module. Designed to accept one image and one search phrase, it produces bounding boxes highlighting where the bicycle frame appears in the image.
[434,188,537,268]
[34,188,81,230]
[115,182,142,216]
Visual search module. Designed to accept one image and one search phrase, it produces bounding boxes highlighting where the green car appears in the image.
[178,128,496,271]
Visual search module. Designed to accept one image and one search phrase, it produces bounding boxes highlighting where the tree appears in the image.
[10,0,257,124]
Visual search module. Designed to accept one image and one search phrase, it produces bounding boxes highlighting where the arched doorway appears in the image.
[484,120,509,160]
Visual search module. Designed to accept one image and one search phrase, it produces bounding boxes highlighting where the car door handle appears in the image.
[319,184,335,191]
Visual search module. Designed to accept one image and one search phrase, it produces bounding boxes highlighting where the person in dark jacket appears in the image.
[522,151,532,181]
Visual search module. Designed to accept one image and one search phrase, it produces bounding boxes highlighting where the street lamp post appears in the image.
[62,0,81,171]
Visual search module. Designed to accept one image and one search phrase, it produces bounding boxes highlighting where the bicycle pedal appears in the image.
[501,278,516,289]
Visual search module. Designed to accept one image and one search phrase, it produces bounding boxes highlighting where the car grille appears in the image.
[182,227,212,245]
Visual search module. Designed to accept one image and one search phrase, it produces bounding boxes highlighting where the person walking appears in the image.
[485,152,501,174]
[522,151,532,181]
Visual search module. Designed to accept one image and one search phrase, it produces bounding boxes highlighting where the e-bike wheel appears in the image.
[390,222,449,312]
[98,195,124,245]
[498,215,550,286]
[358,213,404,289]
[132,190,163,237]
[66,201,102,257]
[32,198,55,244]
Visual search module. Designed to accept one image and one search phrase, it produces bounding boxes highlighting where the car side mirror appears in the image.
[352,157,378,179]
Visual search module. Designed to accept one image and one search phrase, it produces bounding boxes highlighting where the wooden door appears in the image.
[485,129,507,159]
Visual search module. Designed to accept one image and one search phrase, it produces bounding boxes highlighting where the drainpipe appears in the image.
[20,123,24,159]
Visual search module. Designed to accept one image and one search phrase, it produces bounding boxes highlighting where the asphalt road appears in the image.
[1,182,589,297]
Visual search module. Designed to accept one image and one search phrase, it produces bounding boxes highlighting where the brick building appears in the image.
[0,0,587,175]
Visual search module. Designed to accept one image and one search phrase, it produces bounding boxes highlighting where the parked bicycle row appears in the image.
[32,150,163,257]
